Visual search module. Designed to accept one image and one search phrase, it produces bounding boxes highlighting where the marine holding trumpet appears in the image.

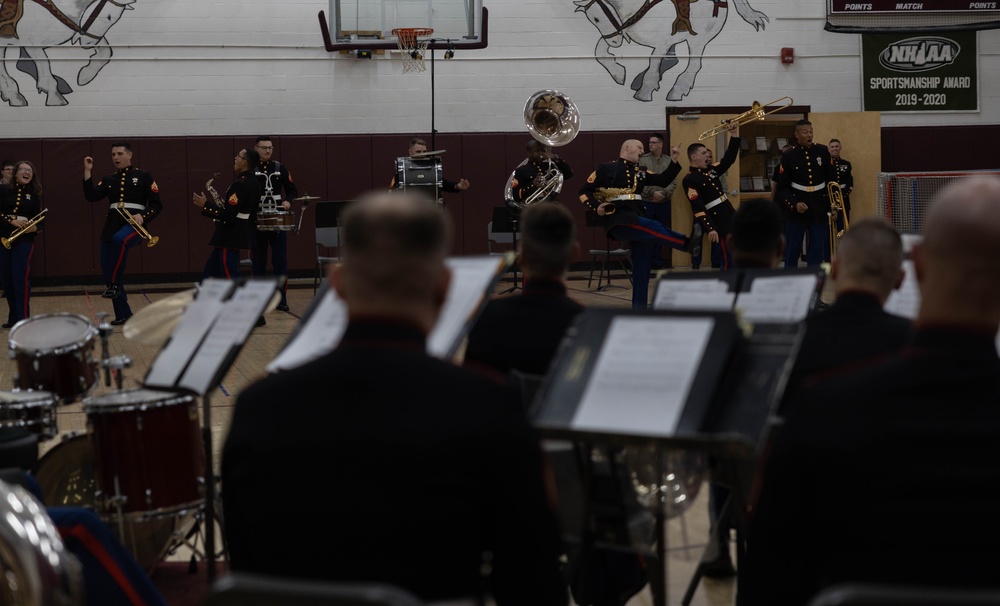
[579,139,699,310]
[0,161,43,327]
[83,142,163,326]
[511,140,572,205]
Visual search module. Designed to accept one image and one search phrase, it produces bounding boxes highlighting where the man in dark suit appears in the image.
[192,148,261,280]
[741,176,1000,606]
[222,190,567,605]
[782,217,911,405]
[465,202,582,376]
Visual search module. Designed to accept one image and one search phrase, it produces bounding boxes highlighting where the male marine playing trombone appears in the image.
[83,142,162,326]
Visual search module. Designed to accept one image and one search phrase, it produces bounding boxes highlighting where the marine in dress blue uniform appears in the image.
[775,121,837,268]
[683,131,742,271]
[251,137,298,311]
[578,139,694,309]
[510,140,573,206]
[829,138,854,232]
[194,149,262,280]
[83,143,162,325]
[0,161,42,326]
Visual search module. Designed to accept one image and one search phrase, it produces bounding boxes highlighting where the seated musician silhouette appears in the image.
[222,190,566,605]
[465,202,582,376]
[741,176,1000,606]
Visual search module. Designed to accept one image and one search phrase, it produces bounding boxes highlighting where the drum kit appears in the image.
[395,150,445,201]
[2,310,209,571]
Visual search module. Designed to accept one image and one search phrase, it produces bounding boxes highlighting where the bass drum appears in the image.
[33,433,196,572]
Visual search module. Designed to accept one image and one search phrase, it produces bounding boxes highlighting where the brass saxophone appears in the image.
[206,173,225,207]
[2,208,47,249]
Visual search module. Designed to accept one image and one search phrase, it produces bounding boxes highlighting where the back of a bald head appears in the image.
[834,218,903,299]
[918,176,1000,319]
[340,191,451,305]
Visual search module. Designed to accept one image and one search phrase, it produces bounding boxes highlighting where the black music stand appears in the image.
[530,307,804,606]
[491,206,520,293]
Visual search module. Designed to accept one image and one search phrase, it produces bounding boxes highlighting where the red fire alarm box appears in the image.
[781,48,794,64]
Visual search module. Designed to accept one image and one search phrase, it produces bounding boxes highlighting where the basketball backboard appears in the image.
[318,0,487,52]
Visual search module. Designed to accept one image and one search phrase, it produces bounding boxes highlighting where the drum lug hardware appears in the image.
[136,414,143,431]
[33,359,40,372]
[145,489,153,508]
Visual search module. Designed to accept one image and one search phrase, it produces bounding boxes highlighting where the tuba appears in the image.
[504,90,581,211]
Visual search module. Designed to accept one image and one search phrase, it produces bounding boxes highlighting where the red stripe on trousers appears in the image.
[60,524,147,606]
[22,243,33,317]
[630,223,685,247]
[112,231,140,283]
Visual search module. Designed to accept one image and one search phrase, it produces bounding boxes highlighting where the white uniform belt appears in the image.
[792,182,825,193]
[609,194,642,202]
[14,216,28,222]
[236,212,250,220]
[112,202,146,211]
[704,195,728,210]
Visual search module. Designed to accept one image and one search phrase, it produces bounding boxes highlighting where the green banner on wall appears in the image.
[862,31,978,112]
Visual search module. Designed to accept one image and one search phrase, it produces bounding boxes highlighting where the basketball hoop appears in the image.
[392,27,434,73]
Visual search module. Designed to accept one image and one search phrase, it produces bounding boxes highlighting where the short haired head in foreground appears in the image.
[519,202,578,279]
[332,191,452,331]
[832,218,904,302]
[728,198,785,268]
[914,175,1000,328]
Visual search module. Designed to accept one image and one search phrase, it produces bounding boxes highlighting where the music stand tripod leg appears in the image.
[498,216,521,294]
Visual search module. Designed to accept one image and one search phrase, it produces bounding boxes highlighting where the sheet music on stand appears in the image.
[267,255,511,372]
[143,278,280,395]
[653,268,825,324]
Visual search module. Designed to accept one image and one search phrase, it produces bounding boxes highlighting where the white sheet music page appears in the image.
[884,260,920,320]
[572,316,715,437]
[178,280,276,394]
[735,275,818,323]
[144,299,225,389]
[652,278,735,311]
[197,279,235,303]
[266,290,348,373]
[428,256,505,357]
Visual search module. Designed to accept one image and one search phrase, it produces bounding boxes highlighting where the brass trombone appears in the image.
[116,201,159,247]
[698,96,794,141]
[827,181,848,257]
[2,208,47,249]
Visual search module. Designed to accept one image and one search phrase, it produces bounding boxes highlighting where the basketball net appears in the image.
[392,28,433,73]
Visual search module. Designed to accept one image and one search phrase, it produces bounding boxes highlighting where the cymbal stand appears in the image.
[202,390,219,584]
[294,195,309,234]
[97,312,133,390]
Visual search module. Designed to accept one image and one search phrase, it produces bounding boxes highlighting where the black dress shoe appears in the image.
[276,303,290,312]
[687,223,703,259]
[1,321,14,329]
[110,315,132,326]
[101,285,121,299]
[255,316,267,327]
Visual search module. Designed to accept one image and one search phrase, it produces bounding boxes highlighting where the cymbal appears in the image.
[293,195,321,202]
[123,288,196,345]
[409,149,447,158]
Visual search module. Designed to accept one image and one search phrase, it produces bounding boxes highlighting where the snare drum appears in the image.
[83,389,204,518]
[394,156,443,200]
[9,314,99,402]
[0,390,58,439]
[256,211,295,231]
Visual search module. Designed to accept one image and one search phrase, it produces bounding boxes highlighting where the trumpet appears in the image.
[116,201,159,247]
[2,208,47,249]
[827,181,848,257]
[698,96,794,141]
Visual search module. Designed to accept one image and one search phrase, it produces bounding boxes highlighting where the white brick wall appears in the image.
[1,0,996,137]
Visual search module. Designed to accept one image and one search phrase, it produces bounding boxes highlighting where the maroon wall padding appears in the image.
[7,126,992,281]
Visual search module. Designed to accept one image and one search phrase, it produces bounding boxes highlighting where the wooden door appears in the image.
[808,112,881,220]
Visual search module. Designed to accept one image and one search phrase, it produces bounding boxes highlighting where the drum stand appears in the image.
[97,313,132,390]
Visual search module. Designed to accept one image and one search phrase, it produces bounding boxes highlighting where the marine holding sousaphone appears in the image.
[0,161,45,327]
[504,90,578,211]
